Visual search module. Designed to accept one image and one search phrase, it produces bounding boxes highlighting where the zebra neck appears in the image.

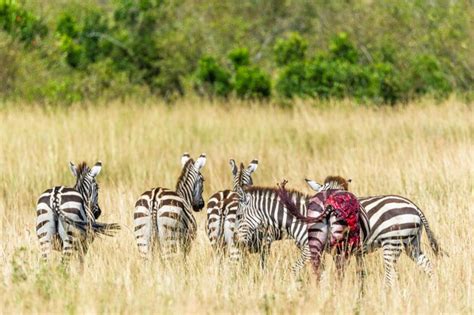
[176,172,195,208]
[74,182,94,221]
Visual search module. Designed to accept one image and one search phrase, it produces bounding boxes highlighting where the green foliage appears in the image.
[274,33,307,66]
[328,32,358,63]
[0,0,47,46]
[234,65,271,99]
[275,61,307,98]
[194,56,232,97]
[409,55,452,97]
[0,0,471,104]
[195,48,271,99]
[228,47,250,69]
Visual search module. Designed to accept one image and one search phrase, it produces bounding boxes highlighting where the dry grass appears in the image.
[0,98,472,314]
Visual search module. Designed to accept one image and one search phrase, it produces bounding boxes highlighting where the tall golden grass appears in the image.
[0,98,472,314]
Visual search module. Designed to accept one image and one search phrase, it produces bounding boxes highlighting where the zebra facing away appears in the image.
[303,177,444,286]
[36,161,120,264]
[134,153,206,260]
[205,159,258,261]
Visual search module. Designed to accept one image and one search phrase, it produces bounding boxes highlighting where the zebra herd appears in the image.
[35,153,444,287]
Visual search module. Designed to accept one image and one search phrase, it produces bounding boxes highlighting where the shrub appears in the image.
[0,1,47,46]
[275,61,308,98]
[274,33,307,66]
[234,66,271,99]
[328,32,358,63]
[194,56,232,98]
[408,55,452,97]
[228,47,250,69]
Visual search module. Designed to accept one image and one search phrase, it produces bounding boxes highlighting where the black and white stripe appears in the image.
[306,178,443,286]
[235,185,325,274]
[205,159,258,261]
[36,161,120,263]
[134,153,206,259]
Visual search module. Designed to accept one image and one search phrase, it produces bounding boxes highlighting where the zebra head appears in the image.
[305,176,352,192]
[229,158,258,191]
[179,153,207,211]
[235,186,263,246]
[69,161,102,220]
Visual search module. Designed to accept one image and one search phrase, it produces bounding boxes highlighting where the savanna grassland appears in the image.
[0,98,472,314]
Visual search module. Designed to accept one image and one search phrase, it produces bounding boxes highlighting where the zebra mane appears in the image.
[323,175,350,191]
[238,163,247,186]
[176,158,195,191]
[75,162,99,189]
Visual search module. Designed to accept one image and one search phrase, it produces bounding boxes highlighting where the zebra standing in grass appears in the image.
[36,161,120,264]
[206,159,284,268]
[134,153,206,259]
[206,159,258,260]
[301,177,443,286]
[234,183,333,276]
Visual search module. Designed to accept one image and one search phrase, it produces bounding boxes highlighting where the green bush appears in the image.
[328,32,358,63]
[0,1,470,104]
[274,33,307,66]
[228,47,250,69]
[194,56,232,97]
[409,55,452,97]
[234,65,271,99]
[0,1,47,46]
[275,61,308,98]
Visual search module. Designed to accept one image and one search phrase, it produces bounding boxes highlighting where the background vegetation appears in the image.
[0,98,472,313]
[0,0,472,104]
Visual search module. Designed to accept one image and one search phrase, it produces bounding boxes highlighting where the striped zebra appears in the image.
[205,159,258,261]
[36,161,120,264]
[234,183,340,277]
[206,159,284,268]
[303,177,444,286]
[134,153,206,260]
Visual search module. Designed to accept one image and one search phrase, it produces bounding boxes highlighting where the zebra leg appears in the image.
[291,245,311,277]
[333,250,348,281]
[259,239,272,270]
[381,240,403,287]
[224,218,240,263]
[405,237,433,277]
[308,222,329,281]
[58,219,75,264]
[355,252,366,297]
[134,205,153,260]
[77,239,90,273]
[158,223,180,260]
[36,204,56,261]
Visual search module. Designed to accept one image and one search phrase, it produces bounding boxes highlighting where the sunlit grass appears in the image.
[0,97,472,314]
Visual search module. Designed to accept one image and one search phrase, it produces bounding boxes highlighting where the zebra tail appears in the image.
[277,182,328,224]
[415,206,448,257]
[90,221,121,237]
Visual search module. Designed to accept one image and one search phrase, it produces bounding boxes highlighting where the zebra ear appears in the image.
[194,153,207,170]
[247,159,258,173]
[69,161,77,177]
[181,152,191,166]
[229,159,238,176]
[90,161,102,177]
[305,178,322,192]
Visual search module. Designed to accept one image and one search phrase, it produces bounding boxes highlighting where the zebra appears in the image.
[206,159,284,268]
[36,161,120,264]
[234,183,342,277]
[205,159,258,261]
[134,153,206,260]
[302,177,444,286]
